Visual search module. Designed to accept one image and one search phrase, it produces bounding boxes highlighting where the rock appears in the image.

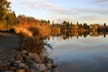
[10,55,14,58]
[40,52,47,61]
[47,63,52,68]
[28,53,41,63]
[21,50,28,54]
[39,64,47,71]
[18,63,26,68]
[15,60,22,64]
[6,62,11,65]
[9,67,16,71]
[15,54,23,60]
[16,69,25,72]
[51,63,57,68]
[9,58,15,62]
[25,65,29,69]
[4,60,8,63]
[33,63,40,69]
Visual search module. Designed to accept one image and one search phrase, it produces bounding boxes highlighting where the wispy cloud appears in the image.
[77,8,108,15]
[52,8,108,16]
[22,0,62,10]
[79,15,107,21]
[78,15,108,24]
[95,0,108,3]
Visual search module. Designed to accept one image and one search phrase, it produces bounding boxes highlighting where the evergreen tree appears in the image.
[6,11,16,26]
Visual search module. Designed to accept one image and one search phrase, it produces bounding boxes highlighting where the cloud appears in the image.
[77,15,108,24]
[95,0,108,3]
[23,0,60,9]
[78,8,108,15]
[79,15,107,20]
[52,8,108,16]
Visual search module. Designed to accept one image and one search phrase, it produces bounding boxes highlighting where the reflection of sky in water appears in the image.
[48,36,108,62]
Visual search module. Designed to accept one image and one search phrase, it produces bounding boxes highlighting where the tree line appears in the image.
[0,0,108,35]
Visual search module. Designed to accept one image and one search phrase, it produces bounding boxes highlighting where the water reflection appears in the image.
[49,31,108,72]
[0,31,108,72]
[51,31,108,40]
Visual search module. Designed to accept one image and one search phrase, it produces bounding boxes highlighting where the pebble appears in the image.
[16,69,25,72]
[9,58,15,62]
[39,64,47,71]
[10,55,14,58]
[21,50,28,54]
[6,62,11,65]
[15,60,22,64]
[18,63,26,68]
[28,53,41,63]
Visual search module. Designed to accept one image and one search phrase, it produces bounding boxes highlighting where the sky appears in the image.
[8,0,108,24]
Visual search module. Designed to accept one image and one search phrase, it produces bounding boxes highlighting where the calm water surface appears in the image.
[1,32,108,72]
[48,35,108,72]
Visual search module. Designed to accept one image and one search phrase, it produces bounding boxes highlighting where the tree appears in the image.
[104,23,106,27]
[77,21,79,25]
[47,20,50,23]
[6,11,16,26]
[83,23,89,29]
[62,21,70,29]
[0,0,16,27]
[0,0,10,20]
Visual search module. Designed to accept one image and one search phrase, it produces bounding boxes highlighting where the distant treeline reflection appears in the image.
[50,31,108,40]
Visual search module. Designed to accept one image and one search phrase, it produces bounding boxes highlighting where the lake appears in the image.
[48,35,108,72]
[0,32,108,72]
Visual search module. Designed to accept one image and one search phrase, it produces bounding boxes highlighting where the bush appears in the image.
[9,28,15,33]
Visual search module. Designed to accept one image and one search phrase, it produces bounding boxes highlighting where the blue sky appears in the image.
[8,0,108,24]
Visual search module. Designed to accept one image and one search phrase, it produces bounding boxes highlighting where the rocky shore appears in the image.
[0,33,58,72]
[0,50,57,72]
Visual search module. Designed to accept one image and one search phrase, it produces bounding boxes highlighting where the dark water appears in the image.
[48,35,108,72]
